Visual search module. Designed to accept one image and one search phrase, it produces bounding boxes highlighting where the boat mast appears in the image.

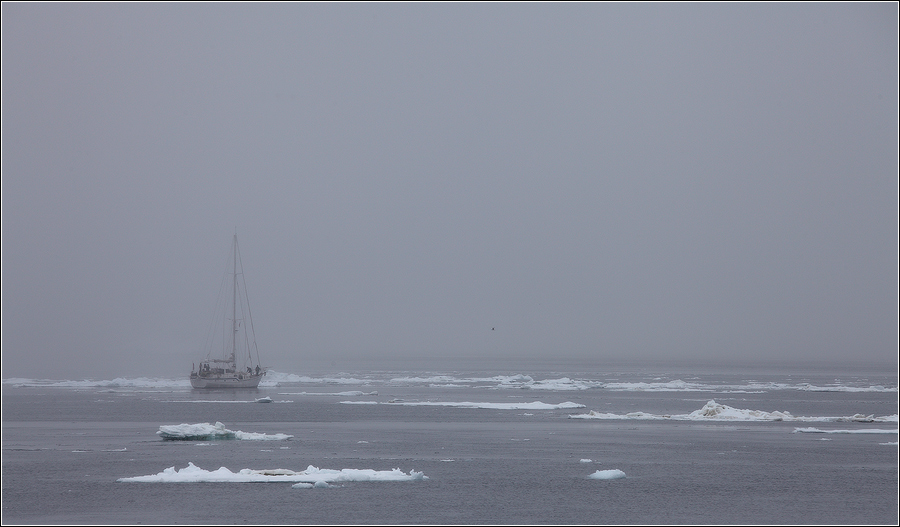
[231,233,237,369]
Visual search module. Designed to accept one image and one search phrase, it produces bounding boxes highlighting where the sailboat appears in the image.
[190,234,266,389]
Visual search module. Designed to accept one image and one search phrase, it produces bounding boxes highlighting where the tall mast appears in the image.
[231,233,237,367]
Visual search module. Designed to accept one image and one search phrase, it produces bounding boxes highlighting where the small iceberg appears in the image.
[255,396,273,403]
[688,400,795,421]
[157,422,292,441]
[588,469,626,480]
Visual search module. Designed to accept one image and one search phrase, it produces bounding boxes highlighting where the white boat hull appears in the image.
[190,374,262,389]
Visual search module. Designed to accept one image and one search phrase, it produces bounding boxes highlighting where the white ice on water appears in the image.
[588,469,626,480]
[340,400,585,410]
[277,391,378,396]
[793,427,898,434]
[262,371,374,386]
[3,371,896,393]
[2,377,191,389]
[797,383,896,393]
[390,375,461,384]
[157,422,293,441]
[569,399,899,424]
[117,462,427,487]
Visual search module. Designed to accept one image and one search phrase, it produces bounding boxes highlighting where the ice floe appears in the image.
[569,400,899,423]
[262,371,374,386]
[164,399,293,404]
[588,469,626,480]
[792,427,898,434]
[601,380,707,392]
[277,391,378,396]
[390,375,460,384]
[157,422,293,441]
[496,377,600,391]
[340,400,585,410]
[117,462,427,487]
[797,383,896,393]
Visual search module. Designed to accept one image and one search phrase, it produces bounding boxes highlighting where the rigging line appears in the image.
[206,236,236,361]
[236,276,252,367]
[236,236,262,367]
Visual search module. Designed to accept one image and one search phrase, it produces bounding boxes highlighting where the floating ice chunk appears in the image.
[580,459,592,463]
[570,410,667,420]
[262,370,373,386]
[798,384,897,393]
[164,398,295,404]
[157,422,292,441]
[688,400,794,421]
[118,463,428,485]
[497,374,535,385]
[569,400,898,423]
[390,375,459,384]
[602,380,707,392]
[589,469,626,480]
[289,480,334,489]
[294,466,428,483]
[158,422,234,440]
[374,400,585,410]
[234,430,293,441]
[278,391,378,396]
[496,377,599,391]
[792,427,898,434]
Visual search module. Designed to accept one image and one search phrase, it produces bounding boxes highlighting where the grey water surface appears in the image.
[2,362,897,525]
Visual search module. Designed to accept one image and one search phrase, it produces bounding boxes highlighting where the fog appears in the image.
[2,3,897,379]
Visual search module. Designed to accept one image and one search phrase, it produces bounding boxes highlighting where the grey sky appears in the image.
[2,2,897,379]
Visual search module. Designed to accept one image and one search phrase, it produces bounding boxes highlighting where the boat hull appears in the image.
[190,374,262,389]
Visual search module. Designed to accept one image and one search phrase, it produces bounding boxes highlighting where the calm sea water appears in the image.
[2,360,898,525]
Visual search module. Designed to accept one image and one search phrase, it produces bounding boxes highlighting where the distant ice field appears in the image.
[5,368,897,393]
